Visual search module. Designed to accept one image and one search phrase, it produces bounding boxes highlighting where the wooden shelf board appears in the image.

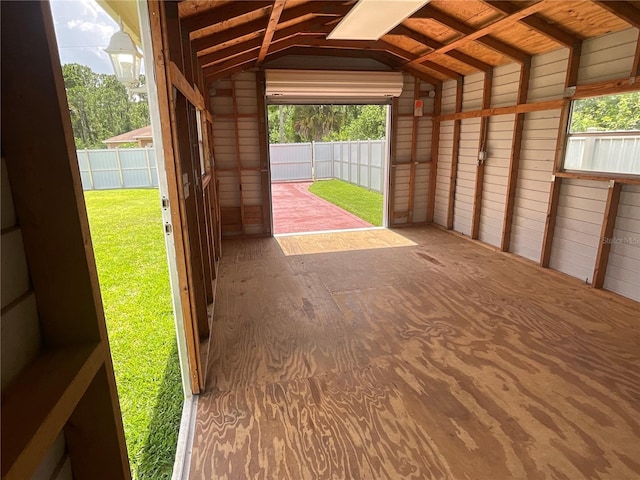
[1,343,103,480]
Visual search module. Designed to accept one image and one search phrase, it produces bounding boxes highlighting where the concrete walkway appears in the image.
[271,182,372,235]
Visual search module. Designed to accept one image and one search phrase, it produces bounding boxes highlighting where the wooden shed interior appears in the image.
[2,0,640,478]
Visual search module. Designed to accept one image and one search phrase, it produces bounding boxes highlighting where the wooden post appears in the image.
[389,97,399,226]
[231,76,246,234]
[540,40,582,267]
[593,181,622,288]
[148,0,203,393]
[501,58,531,251]
[471,68,493,239]
[255,70,272,235]
[447,77,464,230]
[632,30,640,81]
[427,84,442,223]
[408,77,420,224]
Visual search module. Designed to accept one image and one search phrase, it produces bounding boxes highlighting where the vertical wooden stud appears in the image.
[540,41,582,267]
[408,78,420,224]
[389,96,399,226]
[446,77,464,230]
[231,77,246,234]
[501,58,531,251]
[471,68,493,239]
[427,83,442,223]
[593,181,622,289]
[148,0,203,393]
[631,30,640,81]
[255,70,272,235]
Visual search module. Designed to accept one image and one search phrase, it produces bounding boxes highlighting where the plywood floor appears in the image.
[190,227,640,479]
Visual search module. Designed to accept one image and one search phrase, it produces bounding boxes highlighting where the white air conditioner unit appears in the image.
[265,70,404,102]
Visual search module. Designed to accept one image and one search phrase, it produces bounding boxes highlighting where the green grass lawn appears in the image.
[84,189,182,480]
[308,179,383,226]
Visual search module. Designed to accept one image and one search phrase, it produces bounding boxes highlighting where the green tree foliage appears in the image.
[63,63,150,149]
[570,92,640,132]
[267,104,387,143]
[337,105,387,141]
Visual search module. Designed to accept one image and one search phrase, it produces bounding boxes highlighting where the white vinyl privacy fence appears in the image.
[77,148,159,190]
[269,140,387,193]
[565,132,640,175]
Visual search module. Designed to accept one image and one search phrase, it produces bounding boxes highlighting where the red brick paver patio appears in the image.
[271,182,372,235]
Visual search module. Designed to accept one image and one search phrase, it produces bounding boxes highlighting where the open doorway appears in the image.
[267,103,390,235]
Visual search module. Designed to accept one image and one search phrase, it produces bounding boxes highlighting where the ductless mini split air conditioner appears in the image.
[264,70,404,103]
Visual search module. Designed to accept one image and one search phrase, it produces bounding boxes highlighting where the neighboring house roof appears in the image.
[102,125,152,145]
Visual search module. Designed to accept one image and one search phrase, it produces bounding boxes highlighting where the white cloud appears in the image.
[50,0,118,74]
[66,18,115,38]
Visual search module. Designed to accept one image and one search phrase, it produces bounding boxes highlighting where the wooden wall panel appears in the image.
[527,48,569,101]
[603,185,640,301]
[392,165,411,225]
[549,179,608,283]
[491,63,521,108]
[577,28,639,85]
[461,72,484,111]
[453,118,480,235]
[509,110,560,261]
[433,120,454,226]
[0,161,71,479]
[391,74,434,226]
[478,115,514,247]
[412,164,430,223]
[440,79,458,115]
[211,71,266,236]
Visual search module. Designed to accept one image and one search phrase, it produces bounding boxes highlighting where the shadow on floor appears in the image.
[136,342,183,480]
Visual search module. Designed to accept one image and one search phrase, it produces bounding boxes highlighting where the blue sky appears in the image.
[50,0,119,74]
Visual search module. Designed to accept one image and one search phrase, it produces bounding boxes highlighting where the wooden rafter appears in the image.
[257,0,287,65]
[193,2,351,54]
[484,1,580,48]
[418,5,529,63]
[204,35,315,81]
[390,25,493,72]
[371,53,443,86]
[200,17,335,67]
[593,1,640,29]
[300,38,460,80]
[193,15,269,53]
[181,1,271,33]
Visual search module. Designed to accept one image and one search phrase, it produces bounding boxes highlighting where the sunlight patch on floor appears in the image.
[275,228,417,256]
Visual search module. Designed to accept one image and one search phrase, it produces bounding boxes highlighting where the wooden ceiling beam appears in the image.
[417,5,529,63]
[278,1,353,24]
[200,19,332,67]
[193,2,351,54]
[593,1,640,29]
[200,37,263,68]
[402,65,444,86]
[369,51,442,85]
[300,38,460,79]
[257,0,287,65]
[376,39,462,79]
[193,16,268,53]
[411,1,548,62]
[484,1,580,48]
[203,35,314,80]
[182,1,272,33]
[390,25,493,72]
